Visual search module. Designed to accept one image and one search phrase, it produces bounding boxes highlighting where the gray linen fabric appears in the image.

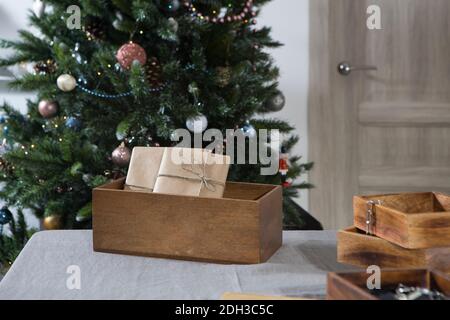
[0,230,355,300]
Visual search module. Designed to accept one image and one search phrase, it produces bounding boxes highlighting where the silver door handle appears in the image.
[337,62,378,76]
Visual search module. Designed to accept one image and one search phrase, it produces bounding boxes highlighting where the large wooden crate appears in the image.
[93,178,283,264]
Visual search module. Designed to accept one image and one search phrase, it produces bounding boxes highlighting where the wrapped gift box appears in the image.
[153,147,230,198]
[353,192,450,249]
[327,269,450,300]
[124,147,165,192]
[337,227,450,273]
[92,178,282,264]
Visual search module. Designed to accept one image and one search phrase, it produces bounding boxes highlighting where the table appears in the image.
[0,230,355,300]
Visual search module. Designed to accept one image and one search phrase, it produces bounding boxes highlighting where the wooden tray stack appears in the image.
[337,192,450,274]
[327,269,450,300]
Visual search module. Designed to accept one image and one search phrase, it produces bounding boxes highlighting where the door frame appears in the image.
[308,0,365,229]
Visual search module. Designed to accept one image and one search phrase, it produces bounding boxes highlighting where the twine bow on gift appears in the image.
[158,162,225,192]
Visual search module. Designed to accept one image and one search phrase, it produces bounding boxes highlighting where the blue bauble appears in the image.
[2,126,9,136]
[0,206,13,225]
[0,115,6,124]
[241,122,257,139]
[65,117,82,130]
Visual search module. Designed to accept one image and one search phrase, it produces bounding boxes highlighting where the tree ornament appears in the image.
[111,142,131,167]
[264,91,286,112]
[43,215,63,230]
[2,126,9,136]
[57,74,77,92]
[186,114,208,133]
[7,62,35,78]
[0,157,14,175]
[116,42,147,70]
[33,59,56,75]
[0,206,13,226]
[241,122,257,139]
[279,146,291,187]
[65,117,82,130]
[38,100,59,118]
[167,17,179,33]
[104,169,125,180]
[158,0,180,13]
[215,66,232,88]
[84,16,106,41]
[0,139,11,155]
[33,0,45,18]
[146,57,164,88]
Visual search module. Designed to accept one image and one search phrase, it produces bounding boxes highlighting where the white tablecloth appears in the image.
[0,230,355,300]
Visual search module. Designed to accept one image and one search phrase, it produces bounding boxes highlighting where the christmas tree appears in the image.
[0,208,34,274]
[0,0,313,250]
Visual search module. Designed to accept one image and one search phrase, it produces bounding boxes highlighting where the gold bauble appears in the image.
[43,215,64,230]
[215,66,232,88]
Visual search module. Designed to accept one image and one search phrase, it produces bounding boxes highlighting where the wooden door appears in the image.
[309,0,450,229]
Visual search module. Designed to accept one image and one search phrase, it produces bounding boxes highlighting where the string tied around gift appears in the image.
[158,163,225,192]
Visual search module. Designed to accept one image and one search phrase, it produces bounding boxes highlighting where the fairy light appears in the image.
[184,0,256,24]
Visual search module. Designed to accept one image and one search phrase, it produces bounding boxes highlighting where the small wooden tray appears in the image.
[337,227,450,273]
[93,178,282,264]
[354,192,450,249]
[327,269,450,300]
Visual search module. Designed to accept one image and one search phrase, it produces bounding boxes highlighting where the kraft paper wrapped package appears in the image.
[125,147,230,198]
[124,147,165,192]
[154,148,230,198]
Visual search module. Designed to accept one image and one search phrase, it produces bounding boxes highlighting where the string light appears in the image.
[184,0,256,24]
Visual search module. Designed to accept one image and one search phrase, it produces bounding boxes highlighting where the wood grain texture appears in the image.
[93,178,283,264]
[359,167,450,190]
[309,0,450,229]
[337,227,450,273]
[327,269,450,300]
[359,102,450,125]
[353,193,450,248]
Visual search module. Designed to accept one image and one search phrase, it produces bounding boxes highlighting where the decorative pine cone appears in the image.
[146,57,164,88]
[0,157,14,175]
[84,16,106,40]
[33,59,57,75]
[215,66,232,88]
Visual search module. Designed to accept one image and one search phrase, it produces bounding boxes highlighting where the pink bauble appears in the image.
[38,100,59,118]
[116,42,147,70]
[111,142,131,167]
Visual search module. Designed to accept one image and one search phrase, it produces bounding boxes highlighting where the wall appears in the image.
[0,0,311,230]
[259,0,310,210]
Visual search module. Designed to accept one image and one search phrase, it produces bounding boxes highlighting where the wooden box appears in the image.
[337,227,450,274]
[354,192,450,249]
[92,178,283,264]
[327,269,450,300]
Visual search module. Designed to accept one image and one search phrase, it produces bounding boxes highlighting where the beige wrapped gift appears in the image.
[153,147,230,198]
[124,147,165,192]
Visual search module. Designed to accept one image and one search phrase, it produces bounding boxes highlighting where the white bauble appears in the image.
[33,0,45,18]
[186,114,208,133]
[6,62,34,78]
[57,74,77,92]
